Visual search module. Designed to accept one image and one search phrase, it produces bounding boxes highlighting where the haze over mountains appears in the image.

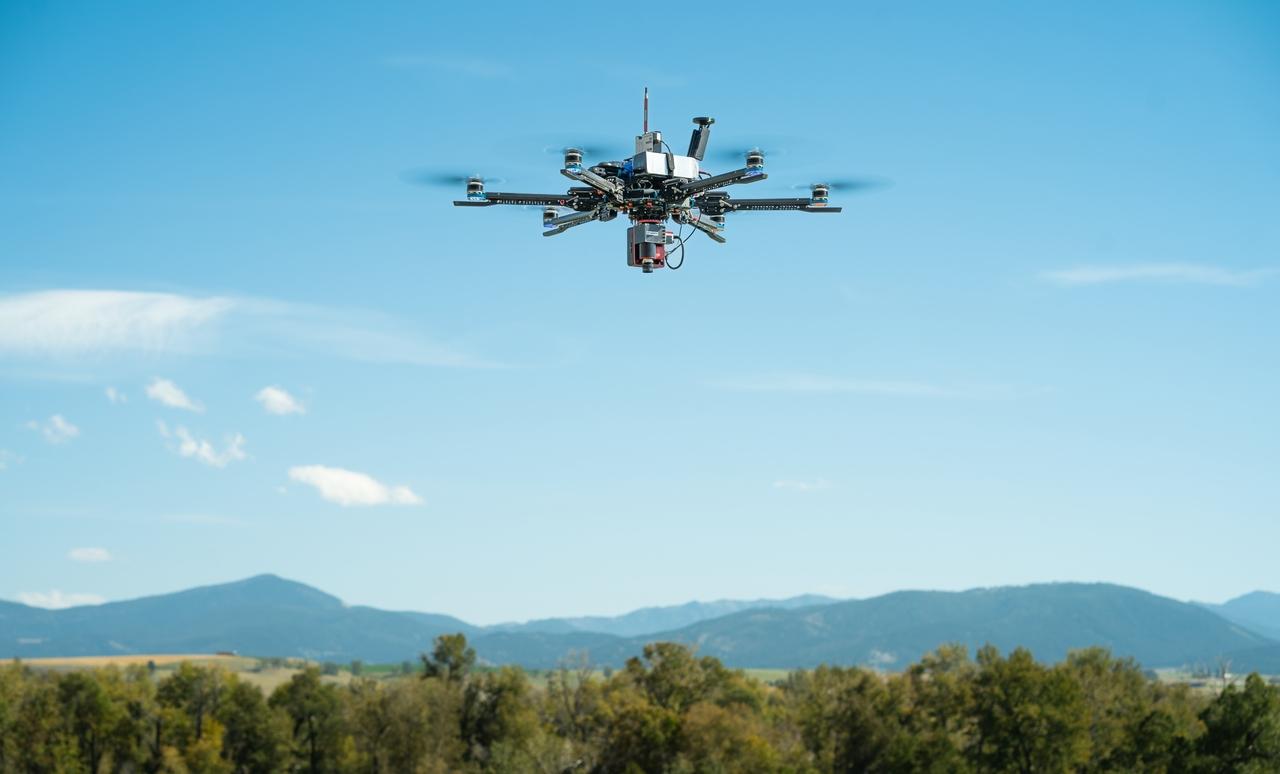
[1198,592,1280,641]
[3,575,1279,673]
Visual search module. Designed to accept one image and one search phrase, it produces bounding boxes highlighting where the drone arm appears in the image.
[561,167,621,199]
[542,208,600,237]
[677,167,767,196]
[687,214,727,243]
[728,197,843,213]
[454,192,569,207]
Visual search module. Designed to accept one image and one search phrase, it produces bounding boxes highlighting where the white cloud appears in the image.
[0,288,491,368]
[288,465,423,507]
[255,386,305,415]
[773,479,832,493]
[0,449,19,470]
[0,290,232,355]
[68,547,112,563]
[105,386,127,404]
[16,591,106,609]
[146,378,203,412]
[158,421,246,468]
[27,414,80,444]
[1042,264,1278,287]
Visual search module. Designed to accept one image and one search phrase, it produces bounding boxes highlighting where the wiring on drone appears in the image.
[667,222,688,269]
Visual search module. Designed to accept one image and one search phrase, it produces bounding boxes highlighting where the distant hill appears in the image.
[3,576,1276,673]
[0,575,474,663]
[492,594,838,638]
[602,584,1274,671]
[1199,591,1280,640]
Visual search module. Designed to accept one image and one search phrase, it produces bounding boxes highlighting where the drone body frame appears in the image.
[452,89,841,273]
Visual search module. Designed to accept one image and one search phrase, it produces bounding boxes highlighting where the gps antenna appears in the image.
[643,87,649,133]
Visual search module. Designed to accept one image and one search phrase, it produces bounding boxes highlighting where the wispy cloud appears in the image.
[0,290,231,355]
[773,479,832,493]
[157,421,246,468]
[146,378,203,412]
[104,386,127,404]
[27,414,80,444]
[68,547,111,563]
[16,590,106,609]
[289,465,423,507]
[1042,264,1278,287]
[0,449,19,470]
[255,385,305,415]
[0,289,493,368]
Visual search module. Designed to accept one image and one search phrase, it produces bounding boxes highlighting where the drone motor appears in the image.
[563,148,583,173]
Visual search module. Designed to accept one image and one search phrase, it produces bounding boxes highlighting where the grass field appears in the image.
[13,654,354,694]
[20,654,252,669]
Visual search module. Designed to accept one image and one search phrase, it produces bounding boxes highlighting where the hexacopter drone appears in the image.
[439,90,873,273]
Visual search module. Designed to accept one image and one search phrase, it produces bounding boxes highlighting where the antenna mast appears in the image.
[643,86,648,133]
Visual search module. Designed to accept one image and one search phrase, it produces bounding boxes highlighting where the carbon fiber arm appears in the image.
[727,198,843,213]
[677,168,768,196]
[687,215,727,243]
[542,208,601,237]
[454,192,571,207]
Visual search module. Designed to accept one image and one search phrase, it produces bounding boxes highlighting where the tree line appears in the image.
[2,634,1278,772]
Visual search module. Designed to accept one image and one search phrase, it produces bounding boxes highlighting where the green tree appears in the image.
[58,670,118,772]
[217,677,286,774]
[0,662,26,771]
[13,672,78,773]
[269,666,347,774]
[788,664,903,772]
[1193,673,1280,772]
[461,666,539,765]
[970,646,1091,774]
[157,663,226,742]
[420,633,476,684]
[890,644,977,772]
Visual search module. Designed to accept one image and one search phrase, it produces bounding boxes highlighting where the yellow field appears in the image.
[12,654,353,694]
[18,654,251,669]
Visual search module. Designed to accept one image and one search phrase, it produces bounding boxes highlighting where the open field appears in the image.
[19,653,251,669]
[12,653,355,694]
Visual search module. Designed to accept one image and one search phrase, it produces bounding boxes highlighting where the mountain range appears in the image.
[3,575,1279,673]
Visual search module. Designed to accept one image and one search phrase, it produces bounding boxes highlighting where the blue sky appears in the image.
[1,1,1277,624]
